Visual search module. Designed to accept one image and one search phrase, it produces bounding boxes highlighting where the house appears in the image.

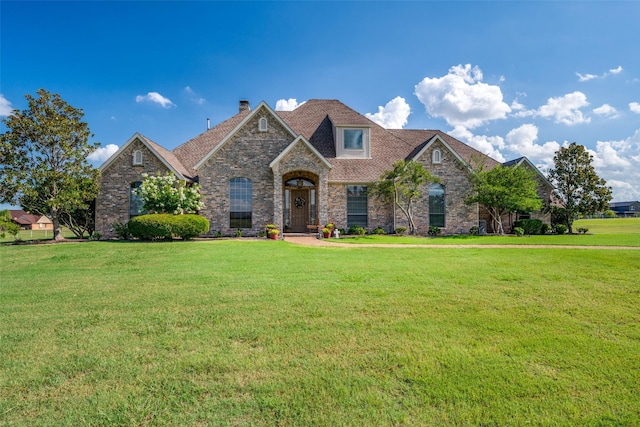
[9,210,54,230]
[610,201,640,217]
[95,99,552,237]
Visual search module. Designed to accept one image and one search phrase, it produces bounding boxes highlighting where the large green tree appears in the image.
[368,159,440,235]
[0,89,100,240]
[465,163,542,235]
[546,142,612,233]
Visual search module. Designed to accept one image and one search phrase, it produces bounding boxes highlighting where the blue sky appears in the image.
[2,1,639,209]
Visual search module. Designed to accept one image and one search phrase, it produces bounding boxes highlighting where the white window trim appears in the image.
[432,149,442,164]
[133,150,143,165]
[258,117,268,132]
[335,127,370,159]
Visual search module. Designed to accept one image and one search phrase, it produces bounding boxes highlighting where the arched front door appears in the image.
[283,173,317,233]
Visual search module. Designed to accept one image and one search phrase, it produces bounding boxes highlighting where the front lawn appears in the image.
[333,217,640,246]
[1,240,639,425]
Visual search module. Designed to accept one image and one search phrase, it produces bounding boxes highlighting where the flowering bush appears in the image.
[136,173,204,215]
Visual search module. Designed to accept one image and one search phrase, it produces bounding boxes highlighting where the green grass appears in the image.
[0,227,79,243]
[574,217,640,234]
[1,240,639,425]
[334,217,640,247]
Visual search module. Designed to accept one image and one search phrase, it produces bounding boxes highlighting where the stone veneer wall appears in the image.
[271,141,331,231]
[327,183,394,232]
[197,108,294,236]
[95,138,171,238]
[408,141,478,235]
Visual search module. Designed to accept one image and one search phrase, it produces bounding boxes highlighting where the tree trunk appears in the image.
[51,209,64,241]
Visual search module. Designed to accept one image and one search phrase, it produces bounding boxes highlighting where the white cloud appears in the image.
[365,96,411,128]
[87,144,119,162]
[630,102,640,114]
[510,98,526,111]
[576,65,623,82]
[505,124,559,168]
[609,66,623,74]
[592,104,619,118]
[135,92,175,108]
[184,86,205,105]
[414,64,511,129]
[589,129,640,201]
[449,126,506,162]
[275,98,304,111]
[536,91,590,125]
[576,73,598,82]
[0,94,13,116]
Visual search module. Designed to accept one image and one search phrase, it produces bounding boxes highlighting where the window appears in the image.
[432,149,442,164]
[258,117,268,132]
[428,183,445,227]
[347,185,368,227]
[230,177,252,228]
[133,150,143,165]
[344,129,363,150]
[130,181,144,218]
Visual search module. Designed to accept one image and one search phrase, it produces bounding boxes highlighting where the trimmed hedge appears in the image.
[128,214,210,241]
[513,219,543,235]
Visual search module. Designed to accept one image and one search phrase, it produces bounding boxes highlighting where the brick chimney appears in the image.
[239,100,250,113]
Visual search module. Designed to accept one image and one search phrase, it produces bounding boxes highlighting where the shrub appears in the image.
[540,223,552,234]
[469,225,479,236]
[235,229,243,238]
[554,224,568,235]
[604,210,616,218]
[88,232,101,241]
[428,226,441,236]
[348,225,366,235]
[395,227,407,235]
[513,227,525,237]
[128,214,173,240]
[513,219,543,235]
[170,214,210,240]
[128,214,209,240]
[112,222,131,240]
[577,227,589,234]
[372,227,386,235]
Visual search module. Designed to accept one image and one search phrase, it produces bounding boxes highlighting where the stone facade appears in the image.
[197,108,294,236]
[96,138,171,236]
[95,99,551,238]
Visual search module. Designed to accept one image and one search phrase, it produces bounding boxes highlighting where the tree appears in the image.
[0,89,100,240]
[136,172,204,215]
[0,210,20,239]
[546,142,612,233]
[368,159,440,235]
[465,163,542,235]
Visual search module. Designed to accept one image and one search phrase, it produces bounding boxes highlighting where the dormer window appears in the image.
[258,117,268,132]
[432,149,442,164]
[133,150,143,166]
[344,129,363,150]
[335,127,370,159]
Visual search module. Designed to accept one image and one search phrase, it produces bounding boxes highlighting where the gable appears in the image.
[194,102,298,171]
[411,134,470,169]
[100,133,191,181]
[270,136,332,173]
